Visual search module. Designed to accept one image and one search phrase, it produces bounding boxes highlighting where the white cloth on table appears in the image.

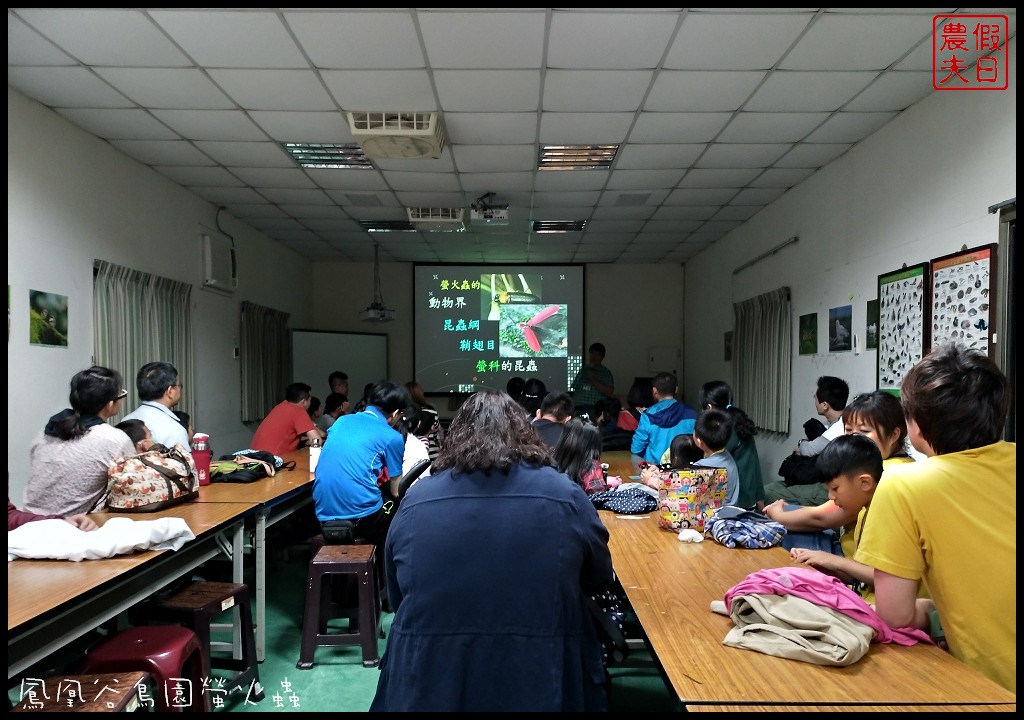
[8,516,195,562]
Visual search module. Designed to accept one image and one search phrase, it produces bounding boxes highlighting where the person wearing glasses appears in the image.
[122,361,190,449]
[23,366,135,516]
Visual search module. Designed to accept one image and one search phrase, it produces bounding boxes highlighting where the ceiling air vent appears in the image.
[346,111,445,159]
[407,207,465,232]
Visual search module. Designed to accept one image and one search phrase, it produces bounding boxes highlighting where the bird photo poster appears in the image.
[828,304,853,352]
[877,262,930,395]
[29,289,69,348]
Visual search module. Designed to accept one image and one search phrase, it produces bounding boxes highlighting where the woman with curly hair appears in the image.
[371,390,613,712]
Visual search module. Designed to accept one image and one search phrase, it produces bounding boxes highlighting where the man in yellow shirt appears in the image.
[856,343,1015,692]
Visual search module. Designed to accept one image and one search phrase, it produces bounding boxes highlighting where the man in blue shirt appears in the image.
[313,380,411,546]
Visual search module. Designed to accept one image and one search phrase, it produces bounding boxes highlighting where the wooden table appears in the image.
[197,449,313,660]
[8,501,256,680]
[598,451,1017,709]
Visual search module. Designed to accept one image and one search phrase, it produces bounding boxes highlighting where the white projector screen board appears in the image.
[291,330,389,403]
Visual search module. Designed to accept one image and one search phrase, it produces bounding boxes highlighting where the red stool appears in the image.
[80,626,210,712]
[297,543,381,669]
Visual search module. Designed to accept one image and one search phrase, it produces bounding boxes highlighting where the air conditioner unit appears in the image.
[346,111,445,159]
[469,207,510,227]
[201,231,237,293]
[407,207,465,232]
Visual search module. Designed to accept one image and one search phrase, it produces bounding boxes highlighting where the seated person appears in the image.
[630,371,698,465]
[173,410,194,444]
[313,380,411,547]
[251,382,324,456]
[316,392,349,434]
[115,418,154,453]
[789,434,886,604]
[121,361,190,449]
[659,433,704,467]
[517,378,547,417]
[8,496,98,532]
[691,409,741,508]
[553,418,618,494]
[531,391,573,450]
[618,378,654,432]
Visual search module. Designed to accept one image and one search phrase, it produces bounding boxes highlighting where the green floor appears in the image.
[10,533,678,713]
[221,546,679,712]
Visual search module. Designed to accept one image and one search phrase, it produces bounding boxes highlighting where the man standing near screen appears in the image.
[571,342,614,420]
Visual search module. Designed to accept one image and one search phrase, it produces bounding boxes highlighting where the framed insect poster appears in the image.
[877,262,930,394]
[929,244,997,358]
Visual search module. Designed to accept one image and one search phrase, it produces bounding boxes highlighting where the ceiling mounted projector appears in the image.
[360,243,396,323]
[470,192,509,226]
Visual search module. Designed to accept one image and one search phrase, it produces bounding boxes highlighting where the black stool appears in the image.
[152,581,264,702]
[297,542,381,669]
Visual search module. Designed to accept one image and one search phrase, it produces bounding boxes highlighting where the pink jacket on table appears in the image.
[724,566,932,646]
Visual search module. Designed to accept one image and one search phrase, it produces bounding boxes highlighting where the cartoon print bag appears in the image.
[106,443,200,512]
[656,466,729,532]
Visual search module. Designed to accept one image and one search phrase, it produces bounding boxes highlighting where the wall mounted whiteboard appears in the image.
[292,330,389,402]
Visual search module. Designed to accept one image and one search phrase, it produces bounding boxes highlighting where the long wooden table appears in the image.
[8,501,256,680]
[197,449,313,661]
[599,451,1017,710]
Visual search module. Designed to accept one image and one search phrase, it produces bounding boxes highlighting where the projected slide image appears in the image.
[499,304,567,358]
[482,273,542,321]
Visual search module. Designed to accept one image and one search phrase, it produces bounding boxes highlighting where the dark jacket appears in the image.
[370,461,613,712]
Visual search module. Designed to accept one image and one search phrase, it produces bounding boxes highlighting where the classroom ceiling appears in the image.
[7,8,1016,264]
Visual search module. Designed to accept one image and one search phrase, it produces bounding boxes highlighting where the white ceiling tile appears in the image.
[538,113,635,144]
[804,112,898,143]
[615,144,705,169]
[190,186,266,204]
[310,169,389,192]
[231,168,316,189]
[192,141,295,168]
[382,172,461,192]
[94,68,233,110]
[150,10,307,68]
[629,113,732,143]
[530,207,594,221]
[712,205,762,221]
[13,9,190,66]
[284,10,424,69]
[746,71,878,111]
[419,11,546,69]
[697,143,793,168]
[55,108,181,140]
[664,188,739,205]
[665,13,814,70]
[750,167,817,187]
[224,204,286,219]
[717,112,831,143]
[775,143,852,168]
[248,111,351,143]
[547,11,679,69]
[153,110,268,141]
[602,188,672,206]
[731,187,786,205]
[452,145,537,173]
[8,67,133,108]
[434,70,541,112]
[534,171,609,192]
[157,166,243,187]
[643,220,704,233]
[322,70,437,111]
[110,140,216,167]
[679,168,761,188]
[651,205,718,221]
[543,70,653,112]
[259,188,334,205]
[645,71,767,111]
[844,71,935,111]
[531,191,603,207]
[209,70,336,112]
[590,206,657,220]
[459,173,536,193]
[444,113,539,144]
[374,153,456,173]
[586,219,646,233]
[781,15,931,70]
[606,169,686,190]
[7,13,76,65]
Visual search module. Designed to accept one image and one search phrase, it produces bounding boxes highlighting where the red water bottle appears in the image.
[192,433,212,486]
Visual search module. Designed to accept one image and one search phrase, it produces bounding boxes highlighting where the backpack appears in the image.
[210,451,278,483]
[106,443,199,512]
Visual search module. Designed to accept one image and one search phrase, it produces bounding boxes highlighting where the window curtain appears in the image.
[240,301,290,423]
[733,287,791,434]
[93,260,193,423]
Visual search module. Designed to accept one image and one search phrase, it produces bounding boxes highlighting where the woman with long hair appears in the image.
[371,390,613,712]
[553,417,610,494]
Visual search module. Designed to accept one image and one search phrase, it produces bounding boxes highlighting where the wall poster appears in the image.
[798,313,817,356]
[877,262,930,394]
[929,244,996,358]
